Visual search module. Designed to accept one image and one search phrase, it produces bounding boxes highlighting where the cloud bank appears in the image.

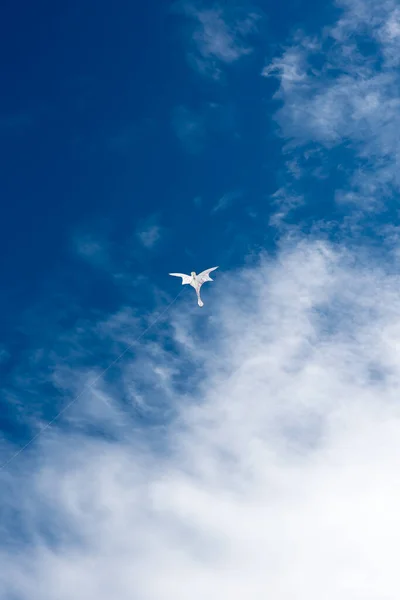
[177,1,260,79]
[264,0,400,219]
[2,239,400,599]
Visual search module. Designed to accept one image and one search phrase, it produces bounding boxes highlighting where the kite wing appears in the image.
[169,272,193,285]
[196,266,219,285]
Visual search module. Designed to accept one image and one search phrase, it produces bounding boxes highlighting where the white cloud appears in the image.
[172,105,205,153]
[135,214,163,251]
[137,224,161,249]
[263,0,400,218]
[73,231,111,269]
[3,239,400,598]
[74,234,104,260]
[178,2,260,79]
[212,190,242,213]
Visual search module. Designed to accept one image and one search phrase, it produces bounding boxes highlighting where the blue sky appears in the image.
[2,0,400,597]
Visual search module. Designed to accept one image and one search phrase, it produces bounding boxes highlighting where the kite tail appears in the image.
[196,288,204,307]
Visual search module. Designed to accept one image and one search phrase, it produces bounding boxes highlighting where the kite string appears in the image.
[0,288,184,472]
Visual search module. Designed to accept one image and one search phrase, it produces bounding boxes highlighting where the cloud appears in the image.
[137,225,161,249]
[72,230,121,279]
[73,233,107,265]
[263,0,400,219]
[3,238,400,598]
[135,215,162,250]
[177,2,260,79]
[172,105,205,153]
[212,190,242,213]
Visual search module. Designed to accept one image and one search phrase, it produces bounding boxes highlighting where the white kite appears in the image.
[169,267,218,307]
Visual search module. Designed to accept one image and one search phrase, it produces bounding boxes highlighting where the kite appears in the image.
[169,267,218,307]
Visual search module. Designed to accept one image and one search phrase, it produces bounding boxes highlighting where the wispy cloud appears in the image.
[263,0,400,220]
[71,227,149,293]
[3,239,400,597]
[177,2,260,79]
[212,190,242,213]
[137,224,161,249]
[72,231,112,271]
[172,105,205,153]
[135,215,162,250]
[74,233,106,262]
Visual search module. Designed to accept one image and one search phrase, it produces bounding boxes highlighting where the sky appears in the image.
[2,0,400,597]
